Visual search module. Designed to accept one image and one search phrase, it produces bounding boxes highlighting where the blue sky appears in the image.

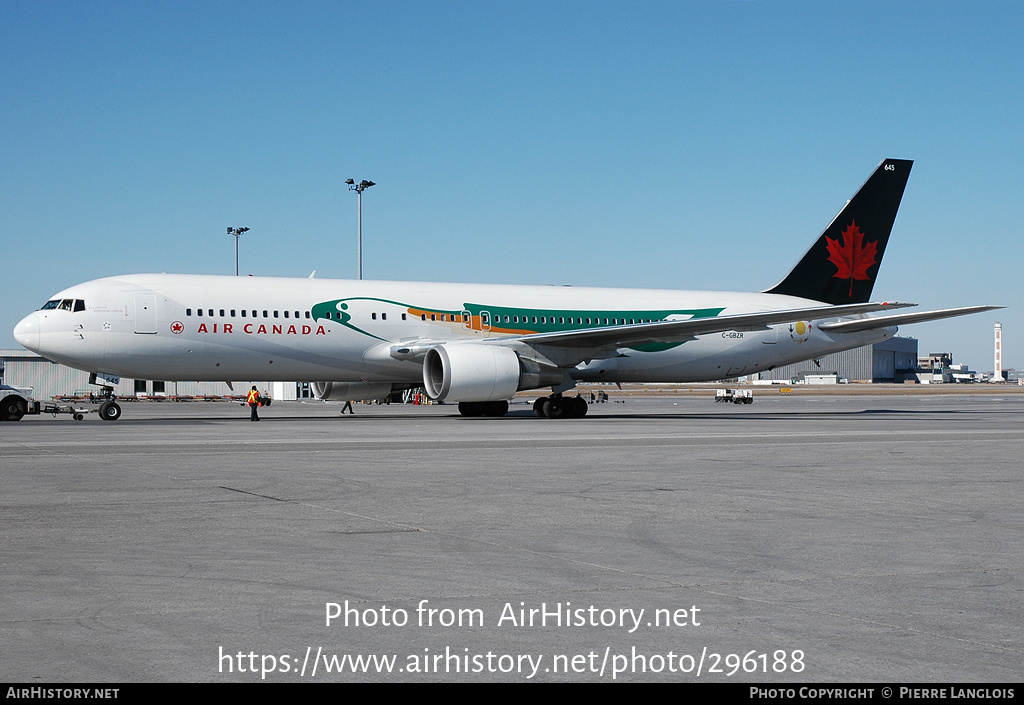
[2,1,1020,370]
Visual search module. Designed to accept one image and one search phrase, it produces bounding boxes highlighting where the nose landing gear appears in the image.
[87,376,123,421]
[98,401,122,421]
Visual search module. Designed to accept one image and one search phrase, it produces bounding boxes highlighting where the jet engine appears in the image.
[310,381,395,401]
[422,344,562,402]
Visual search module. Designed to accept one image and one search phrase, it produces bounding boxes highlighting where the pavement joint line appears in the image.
[4,431,1024,456]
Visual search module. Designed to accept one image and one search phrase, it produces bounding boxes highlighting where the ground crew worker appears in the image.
[247,385,260,421]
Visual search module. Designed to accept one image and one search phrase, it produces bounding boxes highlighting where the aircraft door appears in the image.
[134,294,158,334]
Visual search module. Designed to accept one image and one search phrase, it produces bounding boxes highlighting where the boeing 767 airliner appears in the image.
[11,158,999,420]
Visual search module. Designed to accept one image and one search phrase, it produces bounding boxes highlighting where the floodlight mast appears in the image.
[346,179,375,279]
[228,227,250,276]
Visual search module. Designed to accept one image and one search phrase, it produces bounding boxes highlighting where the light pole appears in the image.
[228,227,249,276]
[345,179,375,279]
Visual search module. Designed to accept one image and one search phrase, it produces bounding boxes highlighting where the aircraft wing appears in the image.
[505,301,916,351]
[816,305,1002,334]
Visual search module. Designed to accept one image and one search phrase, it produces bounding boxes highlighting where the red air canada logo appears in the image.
[826,220,877,297]
[170,321,184,334]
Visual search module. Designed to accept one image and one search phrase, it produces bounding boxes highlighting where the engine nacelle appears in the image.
[422,344,562,402]
[310,381,395,401]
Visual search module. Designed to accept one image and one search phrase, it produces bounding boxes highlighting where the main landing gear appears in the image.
[533,394,588,419]
[456,394,590,419]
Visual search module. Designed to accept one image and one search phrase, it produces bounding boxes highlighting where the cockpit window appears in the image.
[40,298,85,311]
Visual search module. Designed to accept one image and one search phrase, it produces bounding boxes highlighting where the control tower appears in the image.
[993,321,1004,382]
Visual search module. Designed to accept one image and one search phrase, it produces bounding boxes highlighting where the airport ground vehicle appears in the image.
[0,384,122,421]
[0,385,34,420]
[715,388,753,404]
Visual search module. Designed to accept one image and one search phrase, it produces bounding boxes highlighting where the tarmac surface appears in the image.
[1,393,1022,683]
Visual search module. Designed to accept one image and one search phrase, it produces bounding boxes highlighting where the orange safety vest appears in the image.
[247,389,259,404]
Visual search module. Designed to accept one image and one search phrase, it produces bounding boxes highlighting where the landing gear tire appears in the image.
[487,400,509,417]
[570,396,588,417]
[98,401,122,422]
[542,396,564,419]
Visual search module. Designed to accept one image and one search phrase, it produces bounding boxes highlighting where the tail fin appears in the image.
[765,158,913,304]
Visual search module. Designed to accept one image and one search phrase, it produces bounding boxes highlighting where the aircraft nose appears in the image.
[13,313,40,352]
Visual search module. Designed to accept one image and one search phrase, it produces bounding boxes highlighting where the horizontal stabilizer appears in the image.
[817,305,1003,334]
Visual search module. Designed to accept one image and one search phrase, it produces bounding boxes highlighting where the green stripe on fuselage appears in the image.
[312,297,724,351]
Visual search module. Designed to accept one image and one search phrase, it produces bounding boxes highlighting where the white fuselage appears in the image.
[13,273,893,386]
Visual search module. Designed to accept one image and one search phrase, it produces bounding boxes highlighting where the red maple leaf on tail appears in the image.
[826,221,877,297]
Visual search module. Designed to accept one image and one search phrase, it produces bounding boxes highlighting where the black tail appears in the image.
[765,158,913,304]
